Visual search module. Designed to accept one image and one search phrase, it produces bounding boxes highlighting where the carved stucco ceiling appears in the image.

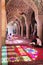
[6,0,43,22]
[33,0,43,15]
[6,0,30,13]
[5,0,9,4]
[6,0,32,17]
[6,0,43,15]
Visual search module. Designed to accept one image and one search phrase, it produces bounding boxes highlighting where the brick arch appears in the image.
[7,16,22,27]
[13,16,24,36]
[23,0,38,22]
[21,14,27,26]
[14,19,21,27]
[13,21,20,35]
[20,14,30,38]
[7,16,23,36]
[14,16,23,27]
[14,18,21,35]
[20,15,27,37]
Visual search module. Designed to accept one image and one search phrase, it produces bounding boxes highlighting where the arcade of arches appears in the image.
[0,0,43,65]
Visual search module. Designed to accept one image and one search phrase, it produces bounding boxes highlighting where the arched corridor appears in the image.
[0,0,43,65]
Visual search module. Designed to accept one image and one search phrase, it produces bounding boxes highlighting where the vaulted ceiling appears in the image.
[6,0,43,22]
[5,0,43,14]
[33,0,43,15]
[5,0,9,4]
[6,0,33,22]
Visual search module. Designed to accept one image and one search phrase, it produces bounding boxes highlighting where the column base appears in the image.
[1,37,6,46]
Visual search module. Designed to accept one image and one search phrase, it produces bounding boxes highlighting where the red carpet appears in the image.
[2,35,43,65]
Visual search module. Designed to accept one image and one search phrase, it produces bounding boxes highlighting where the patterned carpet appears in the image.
[2,35,43,65]
[2,45,43,65]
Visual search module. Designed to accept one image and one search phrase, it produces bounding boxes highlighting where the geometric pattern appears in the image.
[2,45,43,65]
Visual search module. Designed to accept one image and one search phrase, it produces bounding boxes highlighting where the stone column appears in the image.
[21,26,23,37]
[26,19,30,39]
[0,15,2,63]
[0,0,2,46]
[0,17,2,65]
[26,25,29,38]
[37,19,42,40]
[1,0,7,38]
[18,25,20,35]
[0,0,7,64]
[0,1,2,65]
[1,0,7,45]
